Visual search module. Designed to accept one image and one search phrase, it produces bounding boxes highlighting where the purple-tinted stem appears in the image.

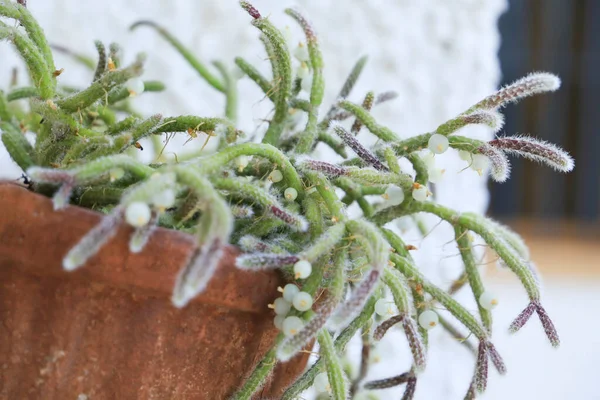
[475,341,488,393]
[509,301,536,333]
[401,376,417,400]
[240,1,261,19]
[534,301,560,348]
[374,314,404,340]
[364,372,411,390]
[485,342,507,375]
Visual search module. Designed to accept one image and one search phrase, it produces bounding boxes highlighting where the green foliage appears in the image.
[0,2,572,399]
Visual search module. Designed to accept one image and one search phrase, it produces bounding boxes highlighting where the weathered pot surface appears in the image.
[0,182,308,399]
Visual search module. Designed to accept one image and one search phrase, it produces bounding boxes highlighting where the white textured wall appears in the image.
[0,1,508,398]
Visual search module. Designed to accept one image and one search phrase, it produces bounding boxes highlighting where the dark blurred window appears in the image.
[491,0,599,220]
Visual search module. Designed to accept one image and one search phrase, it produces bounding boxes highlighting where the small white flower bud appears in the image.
[125,202,151,227]
[428,133,449,154]
[282,316,304,337]
[284,187,298,201]
[293,260,312,279]
[126,78,145,96]
[418,310,439,330]
[292,291,313,312]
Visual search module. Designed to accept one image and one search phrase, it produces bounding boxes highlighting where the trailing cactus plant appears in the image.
[0,1,574,399]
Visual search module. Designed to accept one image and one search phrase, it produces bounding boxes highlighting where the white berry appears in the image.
[428,168,445,183]
[374,299,395,316]
[235,156,249,172]
[282,316,304,337]
[284,187,298,201]
[282,284,300,302]
[126,78,145,96]
[314,372,331,394]
[109,168,124,182]
[301,73,313,93]
[478,291,499,310]
[273,297,292,315]
[296,62,310,79]
[418,310,439,330]
[428,134,449,154]
[294,42,310,62]
[294,260,312,279]
[459,150,472,161]
[421,151,436,169]
[471,154,489,174]
[384,185,405,207]
[412,184,429,201]
[269,169,283,183]
[125,202,151,227]
[274,315,285,330]
[152,189,176,210]
[292,291,313,312]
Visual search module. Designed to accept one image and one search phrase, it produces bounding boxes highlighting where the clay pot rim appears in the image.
[0,181,281,314]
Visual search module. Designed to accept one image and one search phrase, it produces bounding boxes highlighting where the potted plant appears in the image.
[0,1,573,399]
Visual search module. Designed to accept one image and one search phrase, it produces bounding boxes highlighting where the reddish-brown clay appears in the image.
[0,183,309,399]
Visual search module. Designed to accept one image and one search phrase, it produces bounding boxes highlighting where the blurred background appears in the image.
[0,0,598,399]
[484,1,600,399]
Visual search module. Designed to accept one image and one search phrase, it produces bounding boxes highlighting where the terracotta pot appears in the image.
[0,182,309,399]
